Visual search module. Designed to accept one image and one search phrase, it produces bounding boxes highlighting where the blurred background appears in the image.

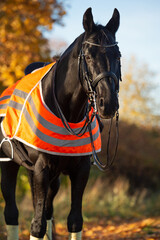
[0,0,160,239]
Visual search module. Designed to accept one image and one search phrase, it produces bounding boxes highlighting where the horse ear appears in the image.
[106,8,120,35]
[83,8,96,33]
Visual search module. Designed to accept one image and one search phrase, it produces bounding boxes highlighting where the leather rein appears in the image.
[54,37,120,171]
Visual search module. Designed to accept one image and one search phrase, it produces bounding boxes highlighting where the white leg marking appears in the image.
[6,225,19,240]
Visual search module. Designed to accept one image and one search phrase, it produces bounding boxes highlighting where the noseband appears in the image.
[92,71,118,89]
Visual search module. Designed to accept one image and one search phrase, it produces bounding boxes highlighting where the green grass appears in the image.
[52,171,160,223]
[1,167,160,233]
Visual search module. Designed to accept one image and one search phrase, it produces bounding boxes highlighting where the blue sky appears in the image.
[47,0,160,86]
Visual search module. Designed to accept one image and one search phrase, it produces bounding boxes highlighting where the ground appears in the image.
[1,172,160,240]
[1,218,160,240]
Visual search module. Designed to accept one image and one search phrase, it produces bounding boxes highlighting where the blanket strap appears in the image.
[0,138,13,161]
[0,138,34,171]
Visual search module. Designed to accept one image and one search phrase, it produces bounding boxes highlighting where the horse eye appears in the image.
[116,57,121,61]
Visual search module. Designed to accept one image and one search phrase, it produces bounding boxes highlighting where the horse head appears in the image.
[81,8,121,119]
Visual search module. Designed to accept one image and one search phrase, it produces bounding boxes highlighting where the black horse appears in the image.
[0,8,121,240]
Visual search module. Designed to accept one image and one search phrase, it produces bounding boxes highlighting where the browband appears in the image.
[83,41,118,48]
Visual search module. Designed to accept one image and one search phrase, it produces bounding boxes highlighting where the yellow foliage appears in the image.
[119,57,158,126]
[0,0,66,88]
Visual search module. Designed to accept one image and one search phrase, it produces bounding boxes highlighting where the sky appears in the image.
[46,0,160,88]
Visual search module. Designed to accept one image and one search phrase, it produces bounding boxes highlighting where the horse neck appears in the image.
[54,54,88,122]
[42,38,88,123]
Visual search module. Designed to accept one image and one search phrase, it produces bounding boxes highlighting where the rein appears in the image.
[54,36,120,171]
[89,111,119,171]
[54,93,96,137]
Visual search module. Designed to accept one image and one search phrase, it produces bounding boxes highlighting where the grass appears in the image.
[1,167,160,238]
[51,169,160,223]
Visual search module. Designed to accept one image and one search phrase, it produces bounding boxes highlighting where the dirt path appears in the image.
[16,218,160,240]
[1,217,160,239]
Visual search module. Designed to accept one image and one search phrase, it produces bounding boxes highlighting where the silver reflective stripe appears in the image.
[12,89,97,136]
[8,92,99,147]
[0,95,10,110]
[22,106,99,147]
[9,100,23,110]
[0,95,10,101]
[0,90,27,110]
[0,104,8,110]
[28,94,96,135]
[13,89,28,99]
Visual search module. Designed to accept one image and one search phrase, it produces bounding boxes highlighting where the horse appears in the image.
[0,7,121,240]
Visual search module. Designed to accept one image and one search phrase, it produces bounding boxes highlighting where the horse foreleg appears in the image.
[44,177,60,240]
[67,157,90,240]
[1,161,20,240]
[29,155,49,240]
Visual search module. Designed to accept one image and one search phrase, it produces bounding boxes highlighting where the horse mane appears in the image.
[58,33,85,63]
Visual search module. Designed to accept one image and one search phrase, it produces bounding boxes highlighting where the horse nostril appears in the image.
[99,98,104,107]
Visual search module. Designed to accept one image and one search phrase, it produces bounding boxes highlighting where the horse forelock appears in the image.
[84,24,116,47]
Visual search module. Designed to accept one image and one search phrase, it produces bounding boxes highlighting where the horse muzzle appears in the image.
[92,71,119,119]
[98,101,119,119]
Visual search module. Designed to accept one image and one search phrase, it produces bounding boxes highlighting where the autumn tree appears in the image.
[119,57,159,126]
[0,0,66,88]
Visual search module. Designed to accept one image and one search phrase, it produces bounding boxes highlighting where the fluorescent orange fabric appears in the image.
[0,62,101,156]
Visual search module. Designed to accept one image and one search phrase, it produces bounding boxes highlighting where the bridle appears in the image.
[54,33,120,171]
[79,40,119,93]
